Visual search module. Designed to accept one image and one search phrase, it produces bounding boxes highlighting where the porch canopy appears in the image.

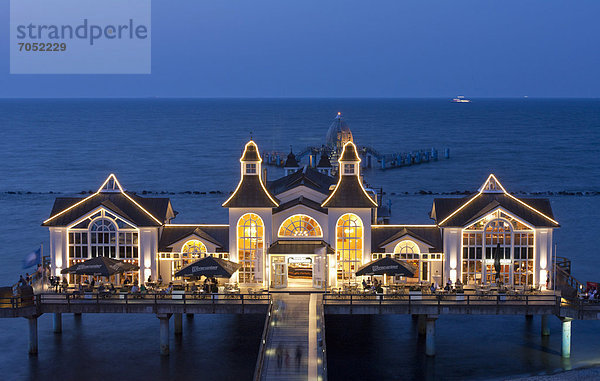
[174,256,241,278]
[61,256,139,277]
[356,257,417,277]
[268,240,335,255]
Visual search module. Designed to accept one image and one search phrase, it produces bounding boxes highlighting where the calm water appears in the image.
[1,99,599,380]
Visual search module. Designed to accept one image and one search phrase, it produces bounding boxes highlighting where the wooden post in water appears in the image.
[425,315,438,357]
[541,315,550,336]
[157,314,172,356]
[53,313,62,334]
[417,314,426,336]
[28,316,38,355]
[174,313,183,335]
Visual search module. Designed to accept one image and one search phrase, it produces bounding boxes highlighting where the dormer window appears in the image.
[344,163,354,175]
[246,163,257,174]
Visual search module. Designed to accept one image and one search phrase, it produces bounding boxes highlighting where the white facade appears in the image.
[45,151,558,290]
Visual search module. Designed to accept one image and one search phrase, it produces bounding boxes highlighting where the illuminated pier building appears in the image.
[43,140,558,290]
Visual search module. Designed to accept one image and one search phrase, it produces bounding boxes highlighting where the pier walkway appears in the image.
[256,293,324,381]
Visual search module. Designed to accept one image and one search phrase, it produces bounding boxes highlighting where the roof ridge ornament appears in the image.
[478,174,506,193]
[98,173,124,193]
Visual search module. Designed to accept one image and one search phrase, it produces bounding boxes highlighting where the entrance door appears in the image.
[287,256,313,288]
[271,258,287,289]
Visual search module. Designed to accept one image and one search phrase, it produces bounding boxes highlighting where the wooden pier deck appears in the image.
[254,293,325,381]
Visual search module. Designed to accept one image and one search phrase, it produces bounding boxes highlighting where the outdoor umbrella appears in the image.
[61,256,139,276]
[355,256,417,277]
[493,243,502,282]
[174,256,241,278]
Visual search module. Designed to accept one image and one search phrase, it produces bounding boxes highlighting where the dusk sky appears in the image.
[2,0,599,98]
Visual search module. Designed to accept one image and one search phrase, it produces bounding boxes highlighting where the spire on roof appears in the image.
[284,146,299,168]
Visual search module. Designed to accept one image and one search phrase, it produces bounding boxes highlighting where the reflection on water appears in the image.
[0,313,262,381]
[326,314,600,380]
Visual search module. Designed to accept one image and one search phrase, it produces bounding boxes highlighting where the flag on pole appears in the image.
[23,247,41,269]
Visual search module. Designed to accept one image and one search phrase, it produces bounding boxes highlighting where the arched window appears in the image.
[237,213,263,283]
[336,213,363,280]
[394,240,420,255]
[278,214,323,237]
[90,218,117,258]
[181,240,207,259]
[68,210,139,261]
[483,218,512,284]
[462,210,534,286]
[393,240,420,280]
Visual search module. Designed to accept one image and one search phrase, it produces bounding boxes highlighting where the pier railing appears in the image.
[38,292,270,305]
[324,292,560,305]
[0,292,271,317]
[253,299,274,381]
[323,292,562,315]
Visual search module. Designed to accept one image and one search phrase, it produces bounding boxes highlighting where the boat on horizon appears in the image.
[452,95,471,103]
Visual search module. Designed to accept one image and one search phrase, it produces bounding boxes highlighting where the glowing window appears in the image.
[246,164,257,174]
[394,240,420,255]
[344,164,354,174]
[461,215,534,287]
[90,218,117,258]
[278,214,323,237]
[237,213,263,283]
[336,213,363,280]
[181,240,207,258]
[68,210,138,260]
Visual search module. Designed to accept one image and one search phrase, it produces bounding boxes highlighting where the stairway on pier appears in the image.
[260,293,319,381]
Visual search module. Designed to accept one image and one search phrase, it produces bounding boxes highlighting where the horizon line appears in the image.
[1,96,599,100]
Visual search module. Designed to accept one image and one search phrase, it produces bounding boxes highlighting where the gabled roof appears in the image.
[273,196,328,215]
[43,174,172,227]
[430,174,559,228]
[268,166,336,196]
[371,225,443,252]
[159,225,229,252]
[222,141,279,208]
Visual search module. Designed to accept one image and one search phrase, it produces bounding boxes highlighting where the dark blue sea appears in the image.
[1,99,599,380]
